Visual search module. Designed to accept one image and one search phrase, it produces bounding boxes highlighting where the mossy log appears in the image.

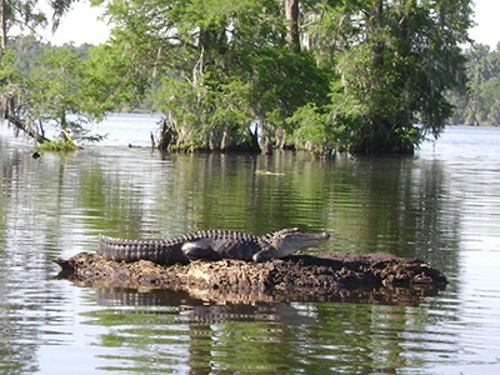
[54,252,447,305]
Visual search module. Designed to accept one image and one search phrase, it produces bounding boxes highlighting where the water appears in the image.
[1,115,500,374]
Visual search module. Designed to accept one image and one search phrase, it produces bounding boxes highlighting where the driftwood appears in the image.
[54,252,447,305]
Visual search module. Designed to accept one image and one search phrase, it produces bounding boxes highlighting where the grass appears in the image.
[36,139,80,152]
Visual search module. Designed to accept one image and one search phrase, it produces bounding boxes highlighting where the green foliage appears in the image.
[26,44,106,140]
[0,48,21,82]
[0,1,82,143]
[5,37,109,144]
[287,103,348,155]
[449,43,500,126]
[5,0,474,155]
[84,43,150,114]
[320,0,472,153]
[35,138,79,152]
[29,47,84,121]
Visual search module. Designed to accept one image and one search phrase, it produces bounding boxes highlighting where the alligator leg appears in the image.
[181,241,223,262]
[252,248,280,262]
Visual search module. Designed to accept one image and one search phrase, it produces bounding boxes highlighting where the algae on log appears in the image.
[53,252,447,305]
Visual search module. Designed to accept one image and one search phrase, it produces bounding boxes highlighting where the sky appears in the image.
[468,0,500,48]
[39,2,110,45]
[41,0,499,49]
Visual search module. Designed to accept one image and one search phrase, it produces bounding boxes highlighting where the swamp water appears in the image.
[1,115,500,374]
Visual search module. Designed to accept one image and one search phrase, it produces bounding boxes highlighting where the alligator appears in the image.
[97,228,330,266]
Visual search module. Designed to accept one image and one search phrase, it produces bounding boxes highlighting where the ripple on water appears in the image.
[2,125,500,374]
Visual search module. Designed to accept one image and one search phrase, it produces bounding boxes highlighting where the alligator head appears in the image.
[268,228,330,257]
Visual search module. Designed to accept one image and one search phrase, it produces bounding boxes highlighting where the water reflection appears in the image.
[92,283,440,313]
[81,287,460,374]
[2,124,500,373]
[95,287,319,325]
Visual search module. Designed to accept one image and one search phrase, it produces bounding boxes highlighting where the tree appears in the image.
[285,0,300,52]
[89,0,473,155]
[0,0,77,145]
[92,0,332,152]
[449,43,500,126]
[6,37,109,148]
[29,45,108,144]
[293,0,473,154]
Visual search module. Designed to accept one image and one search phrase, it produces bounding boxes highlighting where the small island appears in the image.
[54,251,447,305]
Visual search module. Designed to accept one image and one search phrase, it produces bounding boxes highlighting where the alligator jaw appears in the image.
[271,229,331,257]
[291,231,330,249]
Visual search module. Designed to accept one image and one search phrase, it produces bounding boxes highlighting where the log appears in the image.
[53,252,447,305]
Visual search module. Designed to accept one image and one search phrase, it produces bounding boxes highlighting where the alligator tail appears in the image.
[97,235,188,265]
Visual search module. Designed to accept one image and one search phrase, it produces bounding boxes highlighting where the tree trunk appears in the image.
[1,87,51,144]
[0,0,6,57]
[285,0,300,53]
[157,117,174,151]
[5,112,50,144]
